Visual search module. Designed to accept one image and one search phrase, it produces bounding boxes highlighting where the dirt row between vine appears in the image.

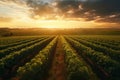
[46,37,66,80]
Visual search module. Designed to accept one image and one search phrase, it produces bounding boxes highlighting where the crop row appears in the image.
[0,37,54,78]
[74,36,120,50]
[65,37,120,80]
[70,37,120,62]
[61,36,90,80]
[71,35,120,46]
[0,37,41,50]
[0,36,41,45]
[81,37,120,46]
[17,36,58,80]
[0,37,47,59]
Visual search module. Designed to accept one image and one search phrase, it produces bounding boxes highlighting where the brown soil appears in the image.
[46,37,66,80]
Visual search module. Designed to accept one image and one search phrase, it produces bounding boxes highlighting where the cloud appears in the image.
[0,0,31,20]
[83,0,120,16]
[56,0,120,23]
[24,0,55,19]
[0,17,13,22]
[95,14,120,23]
[0,0,120,24]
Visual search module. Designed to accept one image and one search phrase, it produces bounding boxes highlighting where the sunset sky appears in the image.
[0,0,120,28]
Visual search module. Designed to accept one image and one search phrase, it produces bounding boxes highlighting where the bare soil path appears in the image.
[46,37,66,80]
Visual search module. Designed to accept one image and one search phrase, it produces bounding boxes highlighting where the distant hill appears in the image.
[0,28,120,36]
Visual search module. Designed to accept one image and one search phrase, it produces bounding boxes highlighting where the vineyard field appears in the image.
[0,35,120,80]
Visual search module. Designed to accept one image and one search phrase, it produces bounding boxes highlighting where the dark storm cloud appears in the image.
[57,0,120,23]
[84,0,120,23]
[96,14,120,23]
[83,0,120,16]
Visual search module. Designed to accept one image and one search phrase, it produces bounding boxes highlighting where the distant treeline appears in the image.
[0,28,13,37]
[0,28,120,36]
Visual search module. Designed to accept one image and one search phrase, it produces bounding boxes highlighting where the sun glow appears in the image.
[42,25,57,29]
[35,19,103,29]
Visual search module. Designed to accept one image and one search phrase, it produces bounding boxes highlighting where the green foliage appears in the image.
[61,36,90,80]
[65,36,120,79]
[17,37,57,80]
[0,37,41,49]
[0,37,46,59]
[0,37,54,77]
[72,37,120,61]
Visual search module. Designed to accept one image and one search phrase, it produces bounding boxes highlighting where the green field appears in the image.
[0,34,120,80]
